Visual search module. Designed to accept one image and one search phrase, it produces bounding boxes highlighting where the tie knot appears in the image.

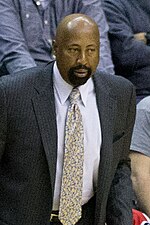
[69,88,80,104]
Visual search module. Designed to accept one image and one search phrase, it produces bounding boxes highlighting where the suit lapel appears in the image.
[32,63,57,194]
[31,66,117,215]
[93,73,117,223]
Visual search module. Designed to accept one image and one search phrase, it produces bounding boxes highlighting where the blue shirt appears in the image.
[103,0,150,95]
[0,0,114,75]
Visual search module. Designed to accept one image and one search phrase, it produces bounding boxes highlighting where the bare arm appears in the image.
[130,151,150,217]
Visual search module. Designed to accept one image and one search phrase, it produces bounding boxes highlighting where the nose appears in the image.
[77,51,88,65]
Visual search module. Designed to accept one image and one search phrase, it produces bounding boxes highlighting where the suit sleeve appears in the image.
[106,85,136,225]
[0,81,7,160]
[103,0,150,73]
[0,0,36,74]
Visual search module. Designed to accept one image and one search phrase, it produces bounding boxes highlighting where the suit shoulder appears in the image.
[94,72,136,108]
[0,66,47,92]
[95,72,134,91]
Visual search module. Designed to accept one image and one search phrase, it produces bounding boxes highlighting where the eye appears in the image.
[68,48,79,54]
[87,48,96,54]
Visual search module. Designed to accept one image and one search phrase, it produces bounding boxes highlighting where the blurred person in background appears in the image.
[130,96,150,217]
[102,0,150,103]
[0,0,114,76]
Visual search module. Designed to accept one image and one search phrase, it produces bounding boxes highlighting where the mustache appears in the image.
[72,64,90,71]
[68,64,92,86]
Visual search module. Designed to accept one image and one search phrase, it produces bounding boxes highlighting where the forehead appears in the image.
[62,26,99,47]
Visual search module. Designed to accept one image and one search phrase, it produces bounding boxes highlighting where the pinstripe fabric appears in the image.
[0,62,136,225]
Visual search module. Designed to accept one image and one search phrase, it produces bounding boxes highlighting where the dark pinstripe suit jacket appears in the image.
[0,62,136,225]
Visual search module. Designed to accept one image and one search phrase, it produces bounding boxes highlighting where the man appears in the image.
[0,14,135,225]
[0,0,114,76]
[102,0,150,102]
[130,96,150,217]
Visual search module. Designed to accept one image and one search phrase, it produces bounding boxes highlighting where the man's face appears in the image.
[54,23,100,87]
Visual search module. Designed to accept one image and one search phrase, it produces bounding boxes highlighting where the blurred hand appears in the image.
[134,32,147,44]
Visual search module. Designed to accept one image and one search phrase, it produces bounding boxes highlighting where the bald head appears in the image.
[53,14,100,87]
[55,13,100,43]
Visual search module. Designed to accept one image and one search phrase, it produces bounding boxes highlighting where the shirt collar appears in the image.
[53,62,94,107]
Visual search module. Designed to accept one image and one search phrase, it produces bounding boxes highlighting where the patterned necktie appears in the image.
[59,88,84,225]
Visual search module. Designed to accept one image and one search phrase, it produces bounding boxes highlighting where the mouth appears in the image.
[74,69,88,77]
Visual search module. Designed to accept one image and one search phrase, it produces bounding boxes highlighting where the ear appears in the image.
[52,40,57,56]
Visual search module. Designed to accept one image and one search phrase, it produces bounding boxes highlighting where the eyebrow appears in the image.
[86,44,97,47]
[68,44,80,47]
[68,44,97,47]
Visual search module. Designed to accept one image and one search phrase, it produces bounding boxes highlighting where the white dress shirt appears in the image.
[52,62,102,210]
